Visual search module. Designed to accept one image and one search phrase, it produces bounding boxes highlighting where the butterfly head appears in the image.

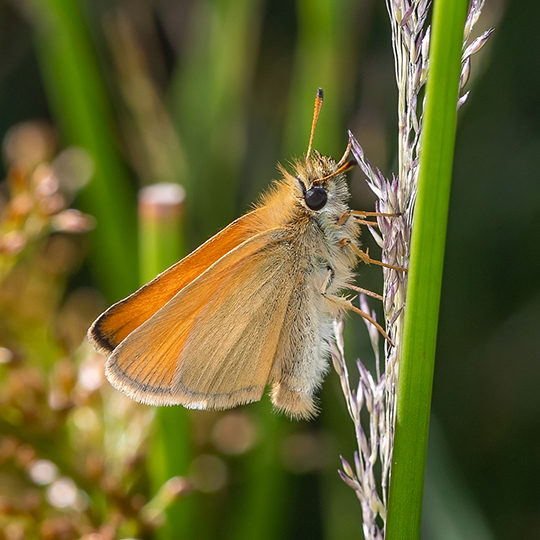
[292,152,356,217]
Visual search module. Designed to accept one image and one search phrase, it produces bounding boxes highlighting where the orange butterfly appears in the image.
[88,89,396,419]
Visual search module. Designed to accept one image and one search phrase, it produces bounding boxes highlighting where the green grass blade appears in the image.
[284,0,357,158]
[27,0,138,301]
[169,0,264,243]
[385,0,468,538]
[226,409,289,540]
[138,184,186,284]
[137,184,194,539]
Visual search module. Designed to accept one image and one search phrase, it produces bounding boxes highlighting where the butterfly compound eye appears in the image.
[305,187,327,210]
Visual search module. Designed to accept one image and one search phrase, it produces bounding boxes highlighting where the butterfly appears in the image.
[88,88,397,420]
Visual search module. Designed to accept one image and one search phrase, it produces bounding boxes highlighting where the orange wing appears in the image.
[88,209,268,355]
[105,227,297,410]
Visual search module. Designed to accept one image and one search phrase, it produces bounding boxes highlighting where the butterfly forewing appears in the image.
[88,210,268,355]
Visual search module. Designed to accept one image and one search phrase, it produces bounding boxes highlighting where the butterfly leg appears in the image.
[336,209,400,227]
[321,268,393,345]
[337,210,406,270]
[347,284,383,301]
[337,238,407,272]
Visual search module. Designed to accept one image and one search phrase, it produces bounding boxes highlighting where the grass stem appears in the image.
[385,1,469,538]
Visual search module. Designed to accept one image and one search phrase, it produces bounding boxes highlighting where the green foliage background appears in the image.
[0,0,537,539]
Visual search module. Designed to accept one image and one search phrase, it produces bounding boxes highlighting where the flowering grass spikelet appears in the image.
[333,1,493,538]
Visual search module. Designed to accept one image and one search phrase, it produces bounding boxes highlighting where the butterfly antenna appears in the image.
[307,88,324,160]
[313,158,356,185]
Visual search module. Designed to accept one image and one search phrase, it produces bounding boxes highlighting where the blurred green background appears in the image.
[1,0,538,539]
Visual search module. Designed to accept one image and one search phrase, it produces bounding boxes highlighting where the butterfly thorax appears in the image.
[254,153,360,297]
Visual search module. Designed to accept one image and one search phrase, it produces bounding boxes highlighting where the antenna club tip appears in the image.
[307,88,325,158]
